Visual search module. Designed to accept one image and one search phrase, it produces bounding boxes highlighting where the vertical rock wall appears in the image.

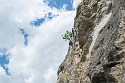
[57,0,125,83]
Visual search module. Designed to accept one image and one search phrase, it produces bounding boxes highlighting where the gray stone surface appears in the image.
[57,0,125,83]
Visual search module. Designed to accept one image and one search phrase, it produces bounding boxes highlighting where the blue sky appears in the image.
[0,49,9,75]
[30,18,45,27]
[30,0,73,27]
[48,0,73,10]
[19,28,29,46]
[1,0,74,73]
[0,0,82,83]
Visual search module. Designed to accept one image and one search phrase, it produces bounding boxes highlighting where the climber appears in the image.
[72,28,75,38]
[74,29,76,42]
[72,27,77,42]
[69,40,73,46]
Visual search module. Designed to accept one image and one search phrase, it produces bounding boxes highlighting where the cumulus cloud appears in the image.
[0,67,13,83]
[0,0,82,83]
[72,0,82,9]
[0,67,6,75]
[44,67,57,83]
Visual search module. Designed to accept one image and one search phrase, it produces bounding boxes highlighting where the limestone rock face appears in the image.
[57,0,125,83]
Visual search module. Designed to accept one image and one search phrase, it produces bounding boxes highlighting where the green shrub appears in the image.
[62,30,72,41]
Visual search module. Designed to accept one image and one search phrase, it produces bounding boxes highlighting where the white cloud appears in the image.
[44,67,56,83]
[0,67,13,83]
[72,0,82,9]
[0,0,82,83]
[0,67,6,75]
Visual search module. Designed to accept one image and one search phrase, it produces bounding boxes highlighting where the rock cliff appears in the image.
[57,0,125,83]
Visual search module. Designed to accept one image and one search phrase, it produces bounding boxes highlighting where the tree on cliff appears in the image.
[62,30,72,41]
